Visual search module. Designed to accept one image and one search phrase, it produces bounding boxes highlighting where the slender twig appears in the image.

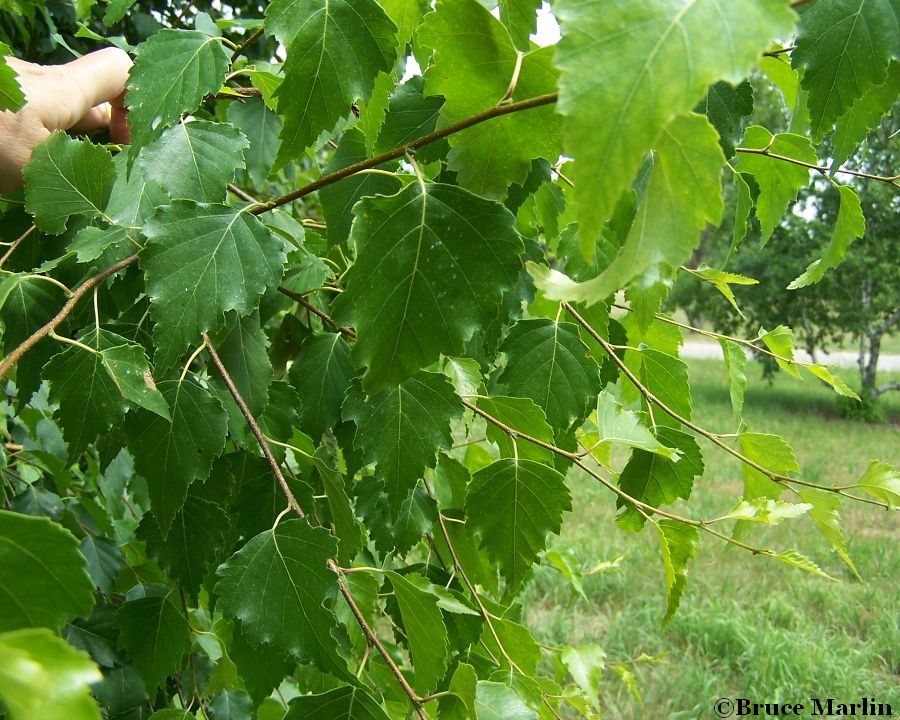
[734,146,900,187]
[0,255,138,383]
[215,86,263,100]
[762,46,796,57]
[230,27,265,62]
[251,92,559,214]
[276,286,356,339]
[563,303,888,509]
[0,224,34,268]
[203,334,428,719]
[227,183,260,203]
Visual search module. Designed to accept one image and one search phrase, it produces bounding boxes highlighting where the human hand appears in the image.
[0,47,132,193]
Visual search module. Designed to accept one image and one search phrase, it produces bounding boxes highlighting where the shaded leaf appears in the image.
[284,686,390,720]
[333,181,523,390]
[215,519,348,677]
[0,510,95,632]
[141,201,286,372]
[23,133,116,234]
[467,458,571,593]
[290,333,356,440]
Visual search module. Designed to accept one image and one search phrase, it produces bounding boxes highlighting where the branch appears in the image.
[203,334,428,719]
[230,27,264,63]
[276,286,356,339]
[876,381,899,396]
[562,302,890,510]
[251,92,559,215]
[734,146,900,188]
[0,255,139,383]
[215,87,263,101]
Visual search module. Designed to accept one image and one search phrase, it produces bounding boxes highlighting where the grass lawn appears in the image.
[523,359,899,718]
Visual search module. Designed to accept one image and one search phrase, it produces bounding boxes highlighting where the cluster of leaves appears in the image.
[0,0,898,718]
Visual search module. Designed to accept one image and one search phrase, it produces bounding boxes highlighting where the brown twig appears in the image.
[0,224,34,268]
[250,92,559,214]
[276,286,356,339]
[230,27,265,63]
[735,146,900,188]
[215,87,263,101]
[0,255,138,383]
[203,334,428,718]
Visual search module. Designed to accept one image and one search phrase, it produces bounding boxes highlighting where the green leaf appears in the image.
[387,572,449,694]
[719,339,748,424]
[380,0,428,46]
[0,44,25,112]
[142,494,230,597]
[723,498,812,525]
[732,172,754,251]
[356,71,395,155]
[636,348,693,422]
[529,114,725,305]
[0,510,95,632]
[438,662,478,720]
[594,390,680,460]
[655,519,699,623]
[226,100,282,187]
[735,126,816,243]
[333,180,523,390]
[500,0,540,49]
[375,76,447,161]
[148,711,196,720]
[0,628,101,720]
[343,371,461,518]
[554,0,794,237]
[106,154,169,228]
[774,549,836,580]
[792,0,899,140]
[474,681,537,720]
[467,458,571,593]
[210,689,254,720]
[290,333,356,440]
[738,432,799,501]
[127,29,231,156]
[115,590,191,690]
[125,379,227,535]
[210,312,273,416]
[478,395,555,465]
[102,0,138,24]
[100,341,171,420]
[319,128,401,247]
[267,0,398,165]
[284,686,390,720]
[804,363,860,400]
[698,80,754,158]
[79,535,123,595]
[617,427,704,530]
[854,459,900,509]
[561,644,605,710]
[43,337,128,456]
[215,519,347,676]
[498,319,602,429]
[800,488,862,580]
[690,266,758,316]
[831,61,900,170]
[23,133,116,235]
[419,0,561,197]
[788,185,866,289]
[68,225,130,265]
[139,121,249,203]
[756,325,802,377]
[141,201,286,372]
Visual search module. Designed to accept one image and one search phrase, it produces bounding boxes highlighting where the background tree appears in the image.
[671,117,900,417]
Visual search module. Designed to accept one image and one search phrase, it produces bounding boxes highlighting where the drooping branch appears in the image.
[250,92,560,214]
[202,334,428,719]
[562,302,889,510]
[0,254,139,383]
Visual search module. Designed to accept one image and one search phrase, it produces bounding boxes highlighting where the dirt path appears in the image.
[681,341,900,372]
